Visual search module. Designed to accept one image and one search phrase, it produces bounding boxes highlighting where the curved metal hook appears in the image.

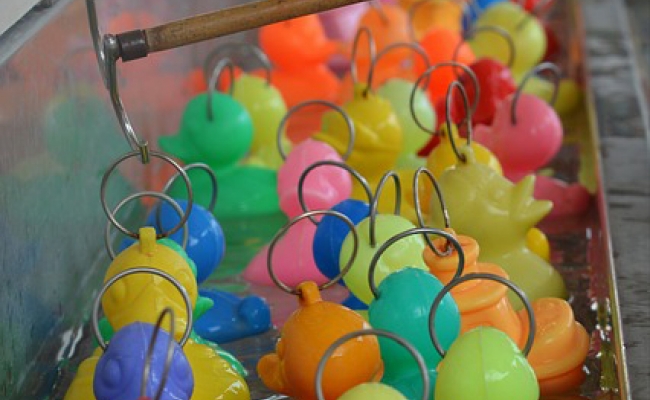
[410,62,480,136]
[368,171,402,248]
[92,267,193,351]
[202,42,272,87]
[368,227,464,299]
[366,42,431,92]
[207,58,236,120]
[444,80,473,163]
[315,329,430,400]
[100,151,194,239]
[413,167,453,257]
[511,62,561,125]
[429,273,536,358]
[297,160,372,224]
[104,191,189,260]
[160,163,218,214]
[350,26,377,86]
[277,100,356,161]
[267,210,359,295]
[141,308,176,400]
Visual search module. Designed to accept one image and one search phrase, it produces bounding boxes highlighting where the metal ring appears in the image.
[267,210,359,295]
[368,171,402,248]
[85,0,108,86]
[276,100,356,161]
[160,162,218,214]
[202,42,272,87]
[429,273,536,358]
[444,80,473,163]
[413,167,453,257]
[104,191,189,260]
[511,62,561,125]
[141,307,176,400]
[410,62,480,136]
[368,227,464,299]
[92,267,194,351]
[459,26,516,69]
[105,35,150,163]
[315,329,430,400]
[207,58,236,120]
[297,161,372,224]
[350,26,377,86]
[100,151,194,239]
[366,42,431,92]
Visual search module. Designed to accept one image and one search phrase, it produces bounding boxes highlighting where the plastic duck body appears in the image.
[424,234,526,346]
[183,339,251,400]
[435,327,539,400]
[233,74,289,170]
[102,228,198,342]
[194,289,272,344]
[340,215,428,304]
[160,91,279,218]
[429,159,567,307]
[369,268,461,399]
[93,322,194,400]
[471,2,547,77]
[257,282,382,400]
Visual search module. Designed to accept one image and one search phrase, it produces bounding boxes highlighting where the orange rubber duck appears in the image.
[424,232,590,395]
[257,281,383,400]
[259,15,342,142]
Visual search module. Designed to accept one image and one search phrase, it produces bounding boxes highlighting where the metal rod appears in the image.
[123,0,367,60]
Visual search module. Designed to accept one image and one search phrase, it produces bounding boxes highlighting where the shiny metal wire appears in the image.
[91,267,193,351]
[315,329,430,400]
[104,191,189,260]
[276,100,355,161]
[429,273,536,357]
[368,227,464,299]
[267,210,359,295]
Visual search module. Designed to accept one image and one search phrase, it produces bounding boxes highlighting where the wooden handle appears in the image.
[144,0,368,54]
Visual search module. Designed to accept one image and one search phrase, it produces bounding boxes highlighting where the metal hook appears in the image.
[413,167,453,257]
[141,307,176,400]
[297,161,372,224]
[105,35,150,163]
[202,42,272,88]
[104,191,189,260]
[85,0,108,86]
[429,273,536,358]
[267,210,359,296]
[276,100,356,161]
[91,267,194,351]
[315,329,430,400]
[100,151,194,239]
[350,26,377,87]
[410,62,480,135]
[511,62,561,125]
[458,26,516,69]
[366,42,431,92]
[444,80,473,163]
[368,227,464,299]
[368,171,402,248]
[207,58,236,121]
